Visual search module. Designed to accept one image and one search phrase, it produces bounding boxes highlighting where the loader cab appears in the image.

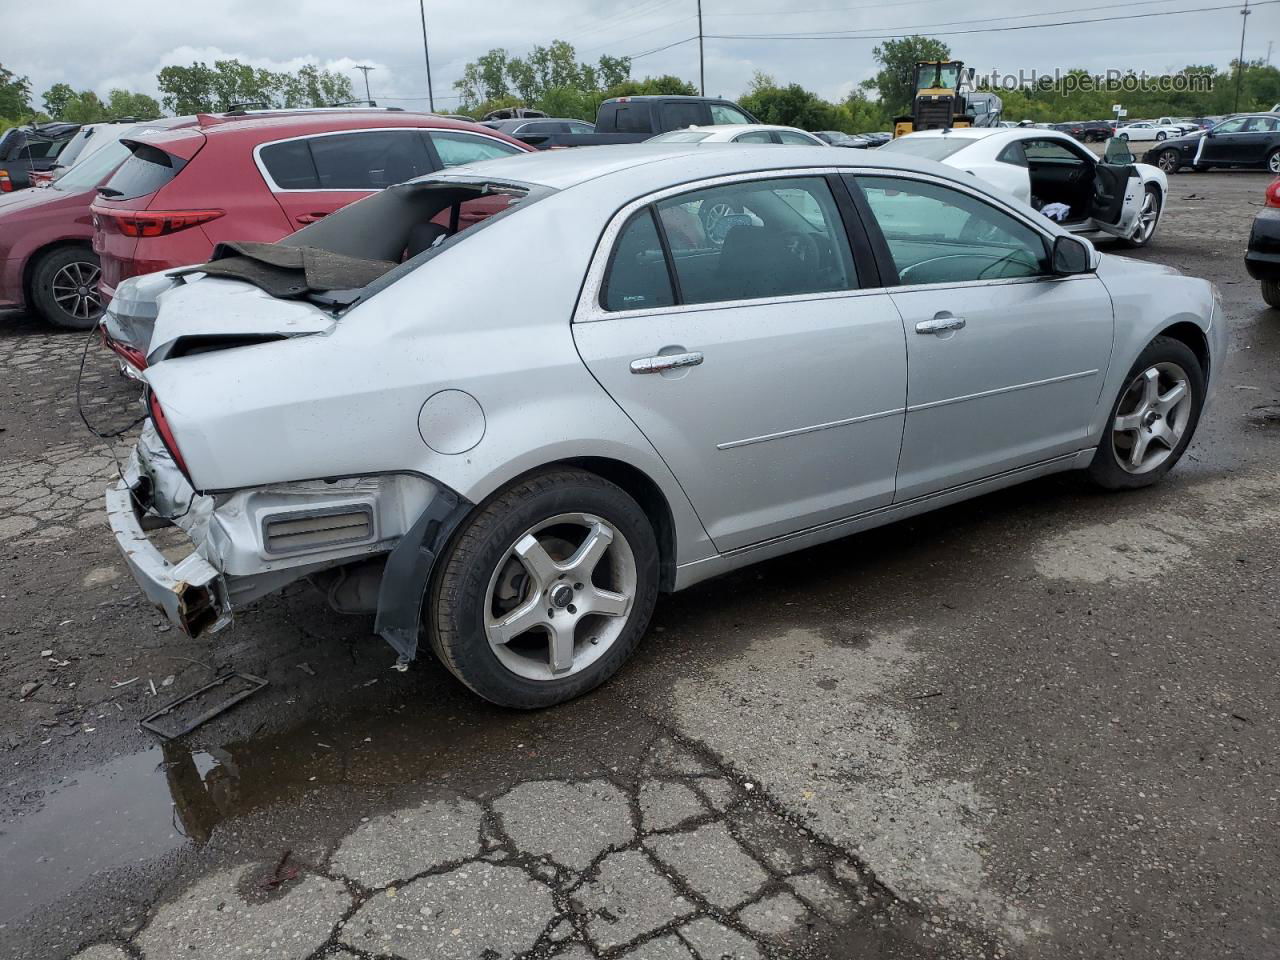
[894,60,976,138]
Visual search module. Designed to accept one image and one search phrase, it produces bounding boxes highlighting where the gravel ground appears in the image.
[0,170,1277,960]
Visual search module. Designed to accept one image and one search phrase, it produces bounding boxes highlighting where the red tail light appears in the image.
[148,393,191,480]
[1266,179,1280,209]
[0,170,11,193]
[109,209,224,238]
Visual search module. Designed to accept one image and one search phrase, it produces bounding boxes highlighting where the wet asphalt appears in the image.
[0,170,1278,960]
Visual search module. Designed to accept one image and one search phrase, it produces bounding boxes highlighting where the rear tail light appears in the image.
[1266,179,1280,209]
[0,170,10,192]
[107,209,224,238]
[100,326,148,372]
[147,393,191,481]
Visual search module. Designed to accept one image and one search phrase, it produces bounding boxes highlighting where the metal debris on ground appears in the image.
[140,673,269,739]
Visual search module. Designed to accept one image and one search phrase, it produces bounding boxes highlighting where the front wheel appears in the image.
[1120,185,1162,248]
[1118,133,1129,142]
[427,469,659,708]
[1155,131,1167,141]
[1088,337,1204,490]
[1268,149,1280,175]
[1156,149,1181,174]
[1262,278,1280,308]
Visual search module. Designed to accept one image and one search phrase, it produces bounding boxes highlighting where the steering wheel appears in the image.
[780,230,820,266]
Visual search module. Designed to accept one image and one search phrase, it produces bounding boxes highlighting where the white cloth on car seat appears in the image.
[1041,202,1071,222]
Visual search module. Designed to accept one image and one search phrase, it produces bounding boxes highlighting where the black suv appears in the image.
[0,122,80,192]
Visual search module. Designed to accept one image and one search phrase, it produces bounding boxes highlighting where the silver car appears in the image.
[104,145,1226,708]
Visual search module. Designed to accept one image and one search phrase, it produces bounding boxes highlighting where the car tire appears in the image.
[1268,149,1280,175]
[426,468,659,709]
[1156,131,1167,141]
[1262,279,1280,308]
[1119,184,1162,248]
[1156,149,1181,173]
[29,246,103,330]
[1118,133,1129,141]
[1088,336,1204,491]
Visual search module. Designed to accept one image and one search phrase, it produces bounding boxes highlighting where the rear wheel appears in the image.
[1262,279,1280,308]
[30,247,102,330]
[427,469,659,708]
[1088,337,1204,490]
[1268,149,1280,175]
[1118,133,1129,142]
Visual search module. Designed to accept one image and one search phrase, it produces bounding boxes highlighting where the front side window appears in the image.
[430,131,523,167]
[710,103,752,125]
[660,101,707,131]
[655,176,856,305]
[1212,117,1248,134]
[855,175,1049,285]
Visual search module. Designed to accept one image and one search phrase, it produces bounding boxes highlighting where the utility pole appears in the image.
[354,65,375,104]
[1235,0,1251,113]
[1268,39,1274,66]
[697,0,705,96]
[419,0,436,112]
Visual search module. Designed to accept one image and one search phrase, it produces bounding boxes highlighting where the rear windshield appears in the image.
[54,129,94,169]
[650,131,713,143]
[55,139,133,191]
[99,143,186,200]
[876,136,976,161]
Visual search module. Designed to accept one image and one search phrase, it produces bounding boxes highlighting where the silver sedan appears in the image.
[104,144,1226,708]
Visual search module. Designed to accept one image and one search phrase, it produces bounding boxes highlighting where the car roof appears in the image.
[427,141,999,194]
[191,110,502,141]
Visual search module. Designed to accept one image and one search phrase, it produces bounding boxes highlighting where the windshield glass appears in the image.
[649,130,713,143]
[877,136,975,160]
[916,63,961,91]
[54,139,132,191]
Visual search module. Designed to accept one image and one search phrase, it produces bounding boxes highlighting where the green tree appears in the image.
[603,75,697,98]
[157,62,218,113]
[42,82,75,119]
[106,89,161,119]
[62,91,108,123]
[0,64,33,121]
[597,55,631,89]
[862,36,951,114]
[739,73,841,130]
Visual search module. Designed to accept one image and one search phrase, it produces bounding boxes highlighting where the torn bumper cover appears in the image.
[105,423,460,650]
[105,482,231,637]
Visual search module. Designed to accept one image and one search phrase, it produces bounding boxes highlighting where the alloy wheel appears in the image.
[484,512,637,681]
[1132,189,1161,244]
[1157,150,1179,173]
[50,260,102,322]
[1110,362,1193,475]
[1269,151,1280,174]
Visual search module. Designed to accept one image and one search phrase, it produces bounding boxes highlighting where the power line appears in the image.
[706,0,1280,40]
[629,35,700,60]
[578,15,697,56]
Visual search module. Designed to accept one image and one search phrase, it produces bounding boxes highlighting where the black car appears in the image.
[1143,113,1280,174]
[1076,120,1115,143]
[1245,178,1280,306]
[813,130,870,148]
[483,117,597,149]
[0,122,80,191]
[859,131,892,147]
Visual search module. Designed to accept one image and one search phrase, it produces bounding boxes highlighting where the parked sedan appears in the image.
[1143,113,1280,174]
[1114,121,1183,142]
[103,144,1223,708]
[647,124,827,145]
[813,131,870,148]
[1245,177,1280,306]
[879,127,1167,246]
[483,117,596,149]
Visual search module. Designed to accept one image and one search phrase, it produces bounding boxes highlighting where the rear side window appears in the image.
[611,106,650,134]
[734,131,775,144]
[310,130,434,189]
[660,101,707,131]
[260,138,319,189]
[429,131,523,167]
[601,209,675,312]
[100,144,185,200]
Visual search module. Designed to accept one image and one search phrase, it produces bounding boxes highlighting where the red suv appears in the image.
[91,111,532,305]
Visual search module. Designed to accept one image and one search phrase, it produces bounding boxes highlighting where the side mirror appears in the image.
[1052,235,1093,275]
[1205,129,1216,138]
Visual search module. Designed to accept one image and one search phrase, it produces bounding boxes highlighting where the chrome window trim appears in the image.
[576,166,870,323]
[252,127,522,193]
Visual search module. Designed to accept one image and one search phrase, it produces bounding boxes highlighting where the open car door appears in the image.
[1090,140,1144,238]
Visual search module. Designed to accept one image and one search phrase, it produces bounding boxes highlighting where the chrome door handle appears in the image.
[915,315,966,335]
[630,351,704,374]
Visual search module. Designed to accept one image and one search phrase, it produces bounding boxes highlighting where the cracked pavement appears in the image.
[2,172,1278,960]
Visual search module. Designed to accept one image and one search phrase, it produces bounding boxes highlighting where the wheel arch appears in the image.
[22,239,96,306]
[1156,320,1210,380]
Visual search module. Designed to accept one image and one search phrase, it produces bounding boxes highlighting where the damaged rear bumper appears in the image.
[105,482,232,636]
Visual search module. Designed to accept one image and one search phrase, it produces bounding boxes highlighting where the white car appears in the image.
[1114,121,1183,142]
[879,127,1167,247]
[648,124,828,146]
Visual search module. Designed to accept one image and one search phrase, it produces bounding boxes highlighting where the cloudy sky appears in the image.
[6,0,1278,110]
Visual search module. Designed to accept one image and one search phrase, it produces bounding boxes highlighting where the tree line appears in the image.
[5,36,1280,136]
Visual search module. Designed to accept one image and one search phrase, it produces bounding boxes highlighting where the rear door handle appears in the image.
[295,212,329,224]
[630,351,704,374]
[915,314,966,335]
